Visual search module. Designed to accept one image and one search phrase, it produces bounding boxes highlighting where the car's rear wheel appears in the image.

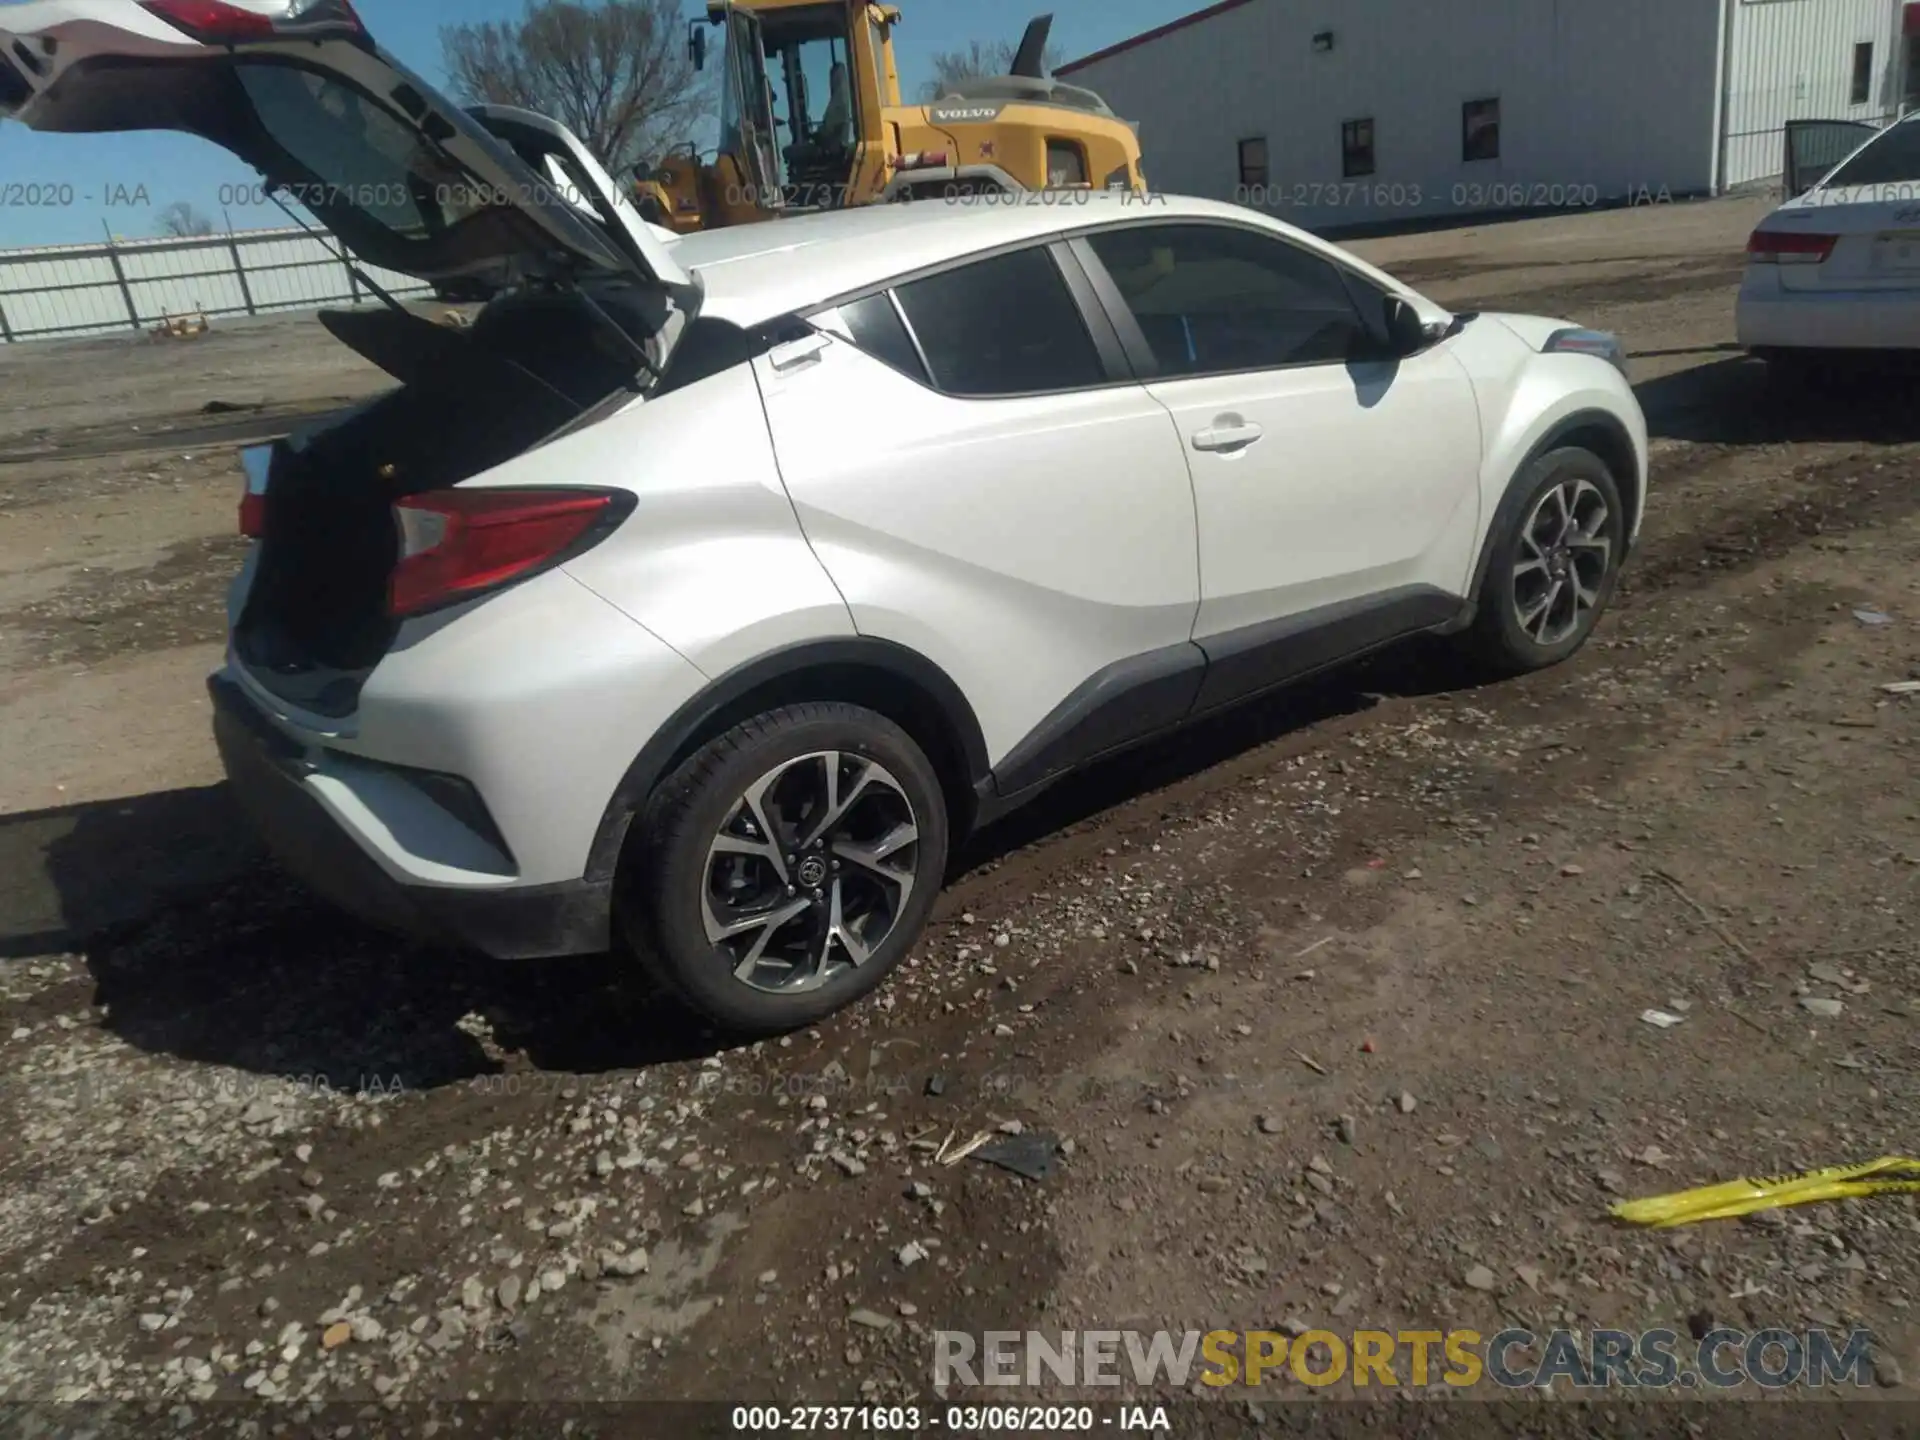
[622,703,948,1035]
[1459,446,1625,676]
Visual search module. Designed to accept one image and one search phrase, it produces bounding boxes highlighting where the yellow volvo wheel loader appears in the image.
[634,3,1146,234]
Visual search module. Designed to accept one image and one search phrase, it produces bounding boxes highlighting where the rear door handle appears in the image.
[1191,422,1264,453]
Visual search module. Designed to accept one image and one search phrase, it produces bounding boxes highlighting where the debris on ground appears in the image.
[1641,1009,1688,1029]
[973,1132,1062,1182]
[936,1129,994,1167]
[1612,1158,1920,1227]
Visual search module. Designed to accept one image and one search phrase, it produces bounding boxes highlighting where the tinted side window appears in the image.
[1086,224,1369,376]
[836,293,931,385]
[894,247,1106,396]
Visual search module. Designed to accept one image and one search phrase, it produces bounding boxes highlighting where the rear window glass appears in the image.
[1827,121,1920,188]
[894,247,1105,397]
[236,63,492,237]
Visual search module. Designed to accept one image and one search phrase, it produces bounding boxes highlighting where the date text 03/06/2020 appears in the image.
[728,1406,1171,1433]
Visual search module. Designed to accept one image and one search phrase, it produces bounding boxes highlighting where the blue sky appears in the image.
[0,0,1185,248]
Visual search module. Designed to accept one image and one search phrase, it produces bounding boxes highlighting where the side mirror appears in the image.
[1381,295,1428,358]
[689,22,708,71]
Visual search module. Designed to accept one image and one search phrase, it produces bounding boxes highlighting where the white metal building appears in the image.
[1057,0,1919,230]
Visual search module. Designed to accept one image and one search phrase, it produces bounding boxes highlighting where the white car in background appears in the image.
[1,0,1649,1036]
[1739,113,1920,373]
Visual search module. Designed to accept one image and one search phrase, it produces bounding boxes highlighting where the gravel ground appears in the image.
[1,196,1918,1431]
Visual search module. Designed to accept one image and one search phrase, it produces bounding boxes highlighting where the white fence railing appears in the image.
[0,227,432,343]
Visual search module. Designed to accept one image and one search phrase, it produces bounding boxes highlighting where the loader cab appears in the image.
[696,0,896,214]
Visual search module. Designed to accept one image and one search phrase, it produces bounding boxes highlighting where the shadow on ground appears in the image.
[1637,354,1920,446]
[1,783,719,1088]
[0,785,258,962]
[7,641,1477,1093]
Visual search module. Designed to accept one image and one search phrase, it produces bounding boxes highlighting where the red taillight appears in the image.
[388,489,619,618]
[1747,228,1837,264]
[140,0,362,41]
[895,150,950,172]
[237,443,272,539]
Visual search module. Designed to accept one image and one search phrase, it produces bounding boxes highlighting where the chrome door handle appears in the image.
[1191,422,1264,453]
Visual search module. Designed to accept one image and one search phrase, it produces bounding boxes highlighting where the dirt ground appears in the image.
[2,194,1918,1429]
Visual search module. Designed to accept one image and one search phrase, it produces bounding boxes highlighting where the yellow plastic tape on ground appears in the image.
[1610,1157,1920,1227]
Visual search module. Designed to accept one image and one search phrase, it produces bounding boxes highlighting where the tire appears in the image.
[1458,446,1627,677]
[620,702,949,1036]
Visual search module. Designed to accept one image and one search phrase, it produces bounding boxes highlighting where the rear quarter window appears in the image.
[833,293,931,386]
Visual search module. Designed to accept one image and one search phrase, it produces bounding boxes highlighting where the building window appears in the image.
[1341,118,1375,178]
[1238,136,1269,188]
[1463,97,1500,162]
[1852,41,1875,105]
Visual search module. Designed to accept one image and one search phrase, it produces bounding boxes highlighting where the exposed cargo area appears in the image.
[231,288,667,712]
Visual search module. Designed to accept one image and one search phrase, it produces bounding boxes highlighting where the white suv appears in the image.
[3,1,1648,1035]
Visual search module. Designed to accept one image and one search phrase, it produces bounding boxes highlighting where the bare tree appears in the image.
[442,0,710,174]
[155,201,215,238]
[921,37,1066,102]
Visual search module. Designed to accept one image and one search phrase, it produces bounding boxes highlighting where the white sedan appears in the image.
[1,0,1648,1035]
[1739,113,1920,367]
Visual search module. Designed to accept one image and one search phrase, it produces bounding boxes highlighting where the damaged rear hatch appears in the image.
[0,0,701,720]
[0,0,692,297]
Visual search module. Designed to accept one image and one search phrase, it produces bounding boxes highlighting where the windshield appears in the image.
[773,22,853,149]
[236,63,495,238]
[1826,119,1920,187]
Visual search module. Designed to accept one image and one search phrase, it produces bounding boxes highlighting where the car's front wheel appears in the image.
[1459,445,1626,676]
[622,703,949,1036]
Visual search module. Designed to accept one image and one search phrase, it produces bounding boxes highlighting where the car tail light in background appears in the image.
[389,488,626,618]
[237,444,273,539]
[139,0,363,42]
[1746,229,1837,265]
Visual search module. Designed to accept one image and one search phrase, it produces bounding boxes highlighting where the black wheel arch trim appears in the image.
[987,586,1464,808]
[990,639,1207,799]
[585,637,990,884]
[1458,409,1641,628]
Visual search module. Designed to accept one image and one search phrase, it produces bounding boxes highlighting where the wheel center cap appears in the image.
[797,856,828,889]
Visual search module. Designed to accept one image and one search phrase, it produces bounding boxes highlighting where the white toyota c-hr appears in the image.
[2,0,1648,1035]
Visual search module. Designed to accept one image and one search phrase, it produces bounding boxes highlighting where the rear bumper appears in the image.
[1737,284,1920,352]
[210,674,611,959]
